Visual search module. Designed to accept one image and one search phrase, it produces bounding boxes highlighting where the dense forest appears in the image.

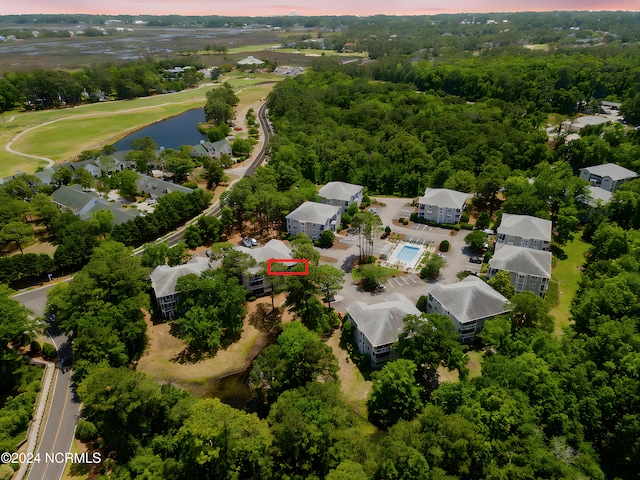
[0,58,203,110]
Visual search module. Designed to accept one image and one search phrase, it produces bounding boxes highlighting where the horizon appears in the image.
[3,1,638,18]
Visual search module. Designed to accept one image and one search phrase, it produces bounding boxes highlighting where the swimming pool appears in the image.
[388,243,426,270]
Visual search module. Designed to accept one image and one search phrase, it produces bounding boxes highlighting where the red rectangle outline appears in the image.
[267,258,309,275]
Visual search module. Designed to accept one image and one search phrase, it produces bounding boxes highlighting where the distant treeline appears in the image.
[0,58,204,111]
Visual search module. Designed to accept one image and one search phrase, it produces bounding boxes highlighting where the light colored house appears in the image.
[318,181,363,213]
[150,257,211,319]
[286,202,341,240]
[238,56,264,65]
[496,214,552,251]
[346,293,421,367]
[235,239,292,295]
[50,184,139,225]
[136,174,193,199]
[191,140,232,160]
[417,188,470,224]
[579,163,638,192]
[488,244,552,297]
[426,276,511,343]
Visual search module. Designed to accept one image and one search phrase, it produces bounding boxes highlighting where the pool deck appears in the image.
[386,243,427,271]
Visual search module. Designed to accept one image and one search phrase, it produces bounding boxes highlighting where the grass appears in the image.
[351,264,402,282]
[0,74,280,177]
[549,232,590,335]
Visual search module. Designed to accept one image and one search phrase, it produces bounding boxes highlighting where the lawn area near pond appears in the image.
[0,74,280,177]
[549,232,590,335]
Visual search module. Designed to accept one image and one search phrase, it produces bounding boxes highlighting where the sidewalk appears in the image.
[15,359,56,480]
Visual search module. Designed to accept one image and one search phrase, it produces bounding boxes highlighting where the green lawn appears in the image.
[549,232,590,335]
[351,264,402,282]
[0,75,279,177]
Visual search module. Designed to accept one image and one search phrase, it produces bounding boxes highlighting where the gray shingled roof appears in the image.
[286,202,341,223]
[236,239,292,264]
[490,244,552,278]
[136,174,193,197]
[51,185,139,225]
[318,181,363,202]
[346,293,421,348]
[150,257,211,298]
[587,186,613,205]
[419,188,470,209]
[51,185,99,213]
[498,214,552,242]
[428,276,511,325]
[582,163,638,181]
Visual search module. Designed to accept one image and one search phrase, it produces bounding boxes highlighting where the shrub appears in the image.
[416,295,429,312]
[439,240,450,252]
[460,211,470,223]
[42,343,57,360]
[181,182,198,189]
[385,225,391,234]
[247,296,257,302]
[0,464,14,480]
[409,212,418,221]
[402,219,409,225]
[75,420,98,443]
[460,222,473,230]
[30,340,41,354]
[317,229,335,248]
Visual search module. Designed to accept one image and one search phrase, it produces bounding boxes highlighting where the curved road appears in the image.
[13,100,274,477]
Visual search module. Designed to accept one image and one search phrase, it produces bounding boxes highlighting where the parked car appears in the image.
[242,237,258,248]
[469,256,483,264]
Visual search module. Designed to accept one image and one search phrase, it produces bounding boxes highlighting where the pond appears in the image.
[113,108,207,151]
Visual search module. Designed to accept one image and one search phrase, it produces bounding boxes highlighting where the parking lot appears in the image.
[327,197,485,310]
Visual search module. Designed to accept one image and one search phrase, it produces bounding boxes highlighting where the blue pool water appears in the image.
[396,245,420,263]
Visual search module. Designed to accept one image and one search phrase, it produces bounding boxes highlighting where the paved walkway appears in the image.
[15,359,56,480]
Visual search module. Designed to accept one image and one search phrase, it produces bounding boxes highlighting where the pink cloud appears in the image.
[7,0,638,16]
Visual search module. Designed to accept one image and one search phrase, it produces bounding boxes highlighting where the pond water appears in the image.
[113,108,207,151]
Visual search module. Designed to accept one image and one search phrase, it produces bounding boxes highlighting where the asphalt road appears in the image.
[164,101,272,247]
[13,284,81,480]
[13,100,275,477]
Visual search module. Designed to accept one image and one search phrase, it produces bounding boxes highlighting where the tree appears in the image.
[52,167,72,186]
[164,151,194,184]
[268,383,355,478]
[317,229,335,248]
[488,270,516,300]
[0,285,36,390]
[167,242,190,266]
[0,221,33,253]
[464,230,488,252]
[29,193,60,231]
[395,314,468,393]
[182,224,202,249]
[175,269,247,351]
[178,398,272,480]
[352,210,382,260]
[475,211,491,230]
[141,242,169,267]
[291,233,320,265]
[90,209,114,237]
[419,253,446,280]
[367,359,423,429]
[130,136,158,151]
[510,291,553,332]
[110,170,138,197]
[310,264,345,308]
[197,215,221,243]
[250,321,338,403]
[76,365,164,455]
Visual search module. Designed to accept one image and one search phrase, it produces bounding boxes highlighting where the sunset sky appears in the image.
[4,0,638,17]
